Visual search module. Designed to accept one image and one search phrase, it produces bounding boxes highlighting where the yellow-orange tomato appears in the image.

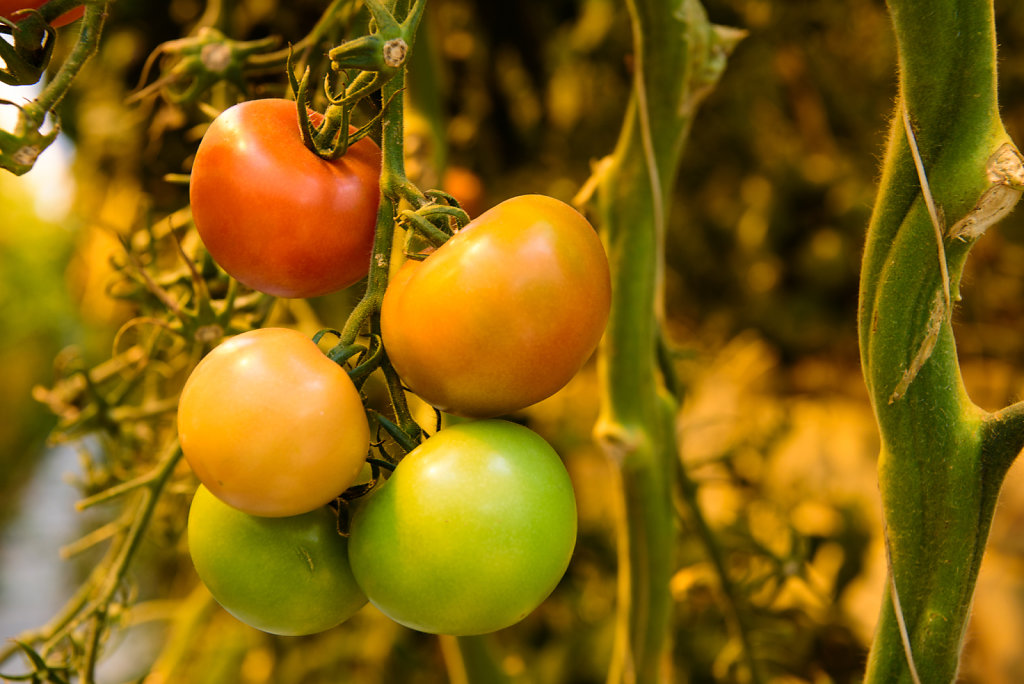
[380,195,611,417]
[177,328,370,517]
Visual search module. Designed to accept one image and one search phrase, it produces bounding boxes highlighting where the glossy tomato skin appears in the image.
[380,194,611,418]
[347,420,577,636]
[0,0,84,27]
[188,485,367,636]
[177,327,370,517]
[189,98,381,298]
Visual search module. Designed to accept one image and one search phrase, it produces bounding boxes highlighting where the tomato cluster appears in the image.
[181,100,608,637]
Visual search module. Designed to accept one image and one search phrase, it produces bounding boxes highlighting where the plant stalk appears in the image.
[859,1,1024,681]
[592,1,741,681]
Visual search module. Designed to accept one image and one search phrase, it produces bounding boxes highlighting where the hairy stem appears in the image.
[859,1,1024,681]
[336,0,422,445]
[32,1,108,114]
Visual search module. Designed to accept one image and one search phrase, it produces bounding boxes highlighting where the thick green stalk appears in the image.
[592,1,739,681]
[859,1,1024,681]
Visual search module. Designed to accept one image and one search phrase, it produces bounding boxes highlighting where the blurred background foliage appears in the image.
[4,0,1024,682]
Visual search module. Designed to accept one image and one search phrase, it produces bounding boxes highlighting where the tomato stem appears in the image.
[32,0,104,112]
[0,1,108,175]
[398,209,450,246]
[859,1,1024,681]
[332,0,425,451]
[248,0,352,73]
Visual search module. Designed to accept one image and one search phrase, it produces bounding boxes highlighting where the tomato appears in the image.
[347,420,577,635]
[442,165,485,217]
[188,485,367,636]
[0,0,84,27]
[380,194,611,417]
[189,98,381,298]
[177,327,370,517]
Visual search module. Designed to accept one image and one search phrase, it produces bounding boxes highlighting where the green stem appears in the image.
[592,1,740,681]
[248,0,352,71]
[859,1,1024,681]
[31,0,107,114]
[339,28,409,342]
[336,0,422,447]
[0,1,107,174]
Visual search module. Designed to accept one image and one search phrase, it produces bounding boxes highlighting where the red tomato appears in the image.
[189,98,381,298]
[380,194,611,417]
[0,0,84,27]
[177,327,370,517]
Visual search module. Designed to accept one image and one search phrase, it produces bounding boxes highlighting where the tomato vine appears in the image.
[0,0,772,682]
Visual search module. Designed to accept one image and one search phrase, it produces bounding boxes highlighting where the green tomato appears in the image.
[187,485,367,636]
[348,420,577,635]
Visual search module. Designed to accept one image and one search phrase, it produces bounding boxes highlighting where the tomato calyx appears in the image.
[398,209,453,248]
[328,0,424,74]
[290,57,386,161]
[129,27,281,105]
[396,195,472,256]
[289,0,425,161]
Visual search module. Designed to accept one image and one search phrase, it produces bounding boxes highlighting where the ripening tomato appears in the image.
[442,165,485,217]
[177,327,370,517]
[189,98,381,298]
[188,485,367,636]
[380,194,611,417]
[0,0,84,27]
[347,420,577,635]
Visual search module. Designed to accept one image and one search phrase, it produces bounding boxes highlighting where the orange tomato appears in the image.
[442,165,486,218]
[380,195,611,417]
